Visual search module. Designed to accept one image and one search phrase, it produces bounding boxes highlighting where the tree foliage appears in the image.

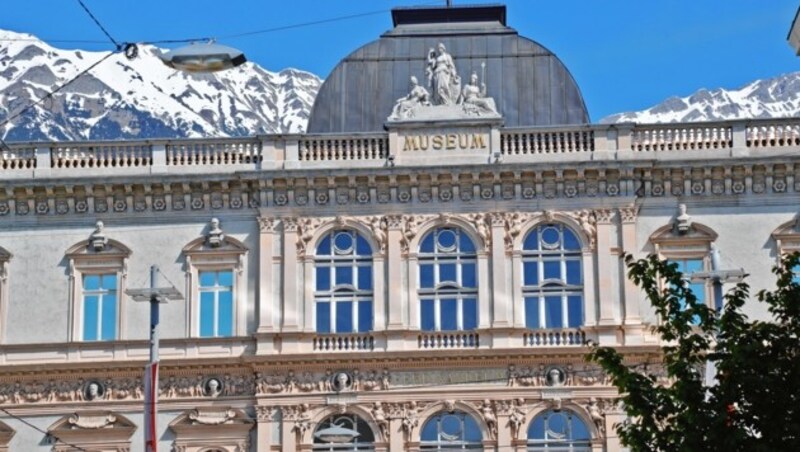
[587,253,800,451]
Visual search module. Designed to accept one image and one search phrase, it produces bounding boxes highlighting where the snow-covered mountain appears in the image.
[0,29,322,141]
[601,72,800,124]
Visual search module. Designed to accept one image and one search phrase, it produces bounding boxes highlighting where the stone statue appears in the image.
[90,221,108,252]
[390,76,430,119]
[373,402,389,439]
[481,400,497,439]
[587,398,605,436]
[460,71,497,115]
[676,204,691,234]
[85,381,102,401]
[207,217,224,248]
[546,367,565,387]
[426,43,460,105]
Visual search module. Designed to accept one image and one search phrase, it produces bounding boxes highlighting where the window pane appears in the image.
[336,301,353,333]
[218,290,233,336]
[316,266,330,291]
[218,270,233,287]
[525,297,540,329]
[83,275,100,290]
[567,295,583,327]
[543,261,561,280]
[316,236,331,255]
[691,282,706,305]
[545,296,563,328]
[541,227,560,247]
[420,417,438,440]
[685,259,703,273]
[571,414,591,440]
[421,299,435,331]
[356,235,372,255]
[462,298,477,330]
[440,263,457,284]
[420,264,435,288]
[316,302,331,333]
[523,262,538,285]
[566,260,581,285]
[100,294,116,340]
[529,415,546,439]
[101,274,117,290]
[199,271,215,287]
[358,301,373,332]
[358,266,372,290]
[199,292,215,337]
[523,230,538,250]
[335,266,353,286]
[462,263,476,288]
[420,233,435,253]
[440,299,458,331]
[459,234,475,253]
[563,228,580,250]
[462,415,482,442]
[83,295,99,341]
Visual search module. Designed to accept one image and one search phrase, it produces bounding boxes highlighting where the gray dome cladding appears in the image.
[307,5,589,133]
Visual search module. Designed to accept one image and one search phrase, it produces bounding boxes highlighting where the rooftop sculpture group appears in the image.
[389,42,499,121]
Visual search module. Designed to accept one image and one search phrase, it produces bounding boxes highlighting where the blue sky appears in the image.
[1,0,798,120]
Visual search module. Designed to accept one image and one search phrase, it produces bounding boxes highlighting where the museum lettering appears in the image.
[402,133,487,151]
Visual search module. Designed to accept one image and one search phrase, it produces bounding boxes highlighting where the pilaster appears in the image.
[619,206,643,328]
[595,209,616,327]
[490,213,511,328]
[282,218,301,331]
[386,215,405,330]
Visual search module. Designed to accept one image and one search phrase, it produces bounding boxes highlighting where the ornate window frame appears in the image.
[0,247,11,344]
[520,223,585,329]
[313,228,375,334]
[182,235,248,338]
[65,233,131,342]
[168,408,254,452]
[649,219,718,309]
[47,412,136,452]
[525,408,594,451]
[772,217,800,258]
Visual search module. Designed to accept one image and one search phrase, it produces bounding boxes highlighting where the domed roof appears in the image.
[307,5,589,133]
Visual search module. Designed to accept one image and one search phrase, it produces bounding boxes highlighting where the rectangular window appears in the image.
[439,263,457,284]
[198,270,234,337]
[461,263,477,288]
[336,301,354,333]
[316,301,331,333]
[543,260,561,280]
[420,264,435,288]
[462,298,477,330]
[567,295,582,327]
[82,273,117,341]
[670,258,705,325]
[523,262,538,286]
[525,297,540,329]
[544,295,563,328]
[357,266,372,290]
[421,299,435,331]
[565,260,581,285]
[358,300,373,332]
[440,298,458,331]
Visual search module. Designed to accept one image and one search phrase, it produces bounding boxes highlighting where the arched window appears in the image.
[418,228,478,331]
[522,224,583,329]
[420,411,482,450]
[315,230,373,334]
[527,409,591,451]
[313,414,375,451]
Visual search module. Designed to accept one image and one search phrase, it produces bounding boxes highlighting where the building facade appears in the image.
[0,5,799,451]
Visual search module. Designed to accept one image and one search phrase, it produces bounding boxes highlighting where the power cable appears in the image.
[75,0,119,48]
[0,407,88,452]
[0,51,116,141]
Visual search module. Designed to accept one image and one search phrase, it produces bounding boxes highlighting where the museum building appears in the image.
[0,4,799,451]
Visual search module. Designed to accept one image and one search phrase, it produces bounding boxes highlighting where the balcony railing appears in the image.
[312,333,375,351]
[418,332,480,349]
[1,118,797,178]
[523,329,586,347]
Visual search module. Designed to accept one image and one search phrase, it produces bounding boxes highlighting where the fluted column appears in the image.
[490,213,511,328]
[595,209,617,327]
[386,215,405,330]
[257,217,277,333]
[282,218,301,331]
[619,206,642,325]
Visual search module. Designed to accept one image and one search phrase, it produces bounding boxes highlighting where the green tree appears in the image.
[587,253,800,451]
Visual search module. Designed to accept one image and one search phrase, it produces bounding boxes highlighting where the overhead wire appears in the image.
[75,0,120,48]
[0,407,88,452]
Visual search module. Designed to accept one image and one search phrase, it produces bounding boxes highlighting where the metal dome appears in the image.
[307,4,589,133]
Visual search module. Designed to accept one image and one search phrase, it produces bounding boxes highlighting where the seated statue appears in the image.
[390,76,430,119]
[460,72,497,115]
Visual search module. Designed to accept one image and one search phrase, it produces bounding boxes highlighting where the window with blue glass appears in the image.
[669,257,707,323]
[527,409,591,451]
[315,230,373,334]
[198,270,234,337]
[420,410,483,450]
[418,227,478,332]
[522,224,583,329]
[82,273,118,341]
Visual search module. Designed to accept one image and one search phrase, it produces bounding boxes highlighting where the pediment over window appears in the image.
[169,408,253,452]
[772,217,800,253]
[65,239,132,259]
[47,412,135,452]
[182,236,248,256]
[650,222,718,248]
[0,420,14,452]
[0,247,11,262]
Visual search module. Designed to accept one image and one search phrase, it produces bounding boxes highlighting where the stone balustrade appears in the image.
[523,328,586,347]
[312,333,375,352]
[1,118,798,178]
[417,332,480,349]
[51,143,153,168]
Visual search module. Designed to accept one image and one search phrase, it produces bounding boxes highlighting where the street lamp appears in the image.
[126,265,183,452]
[158,41,247,73]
